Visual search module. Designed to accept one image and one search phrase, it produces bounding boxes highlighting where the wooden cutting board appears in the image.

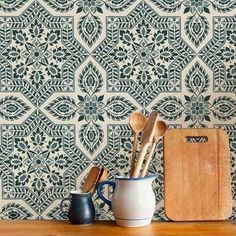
[164,128,232,221]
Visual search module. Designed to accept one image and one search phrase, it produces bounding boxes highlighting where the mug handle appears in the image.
[60,197,71,216]
[97,181,116,209]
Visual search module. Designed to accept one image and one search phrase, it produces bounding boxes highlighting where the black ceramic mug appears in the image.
[60,191,95,225]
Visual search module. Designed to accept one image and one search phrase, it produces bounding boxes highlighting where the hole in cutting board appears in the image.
[185,136,208,143]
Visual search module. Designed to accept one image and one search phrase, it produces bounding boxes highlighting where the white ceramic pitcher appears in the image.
[97,175,157,227]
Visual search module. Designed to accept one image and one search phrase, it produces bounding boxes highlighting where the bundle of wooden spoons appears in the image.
[129,111,167,178]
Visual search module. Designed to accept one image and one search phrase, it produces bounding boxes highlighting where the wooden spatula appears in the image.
[140,120,167,177]
[131,111,158,178]
[82,167,100,193]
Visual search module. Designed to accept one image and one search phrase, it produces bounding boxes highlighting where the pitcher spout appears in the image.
[144,174,158,182]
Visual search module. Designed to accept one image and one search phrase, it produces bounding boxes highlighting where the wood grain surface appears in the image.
[164,128,232,221]
[0,220,235,236]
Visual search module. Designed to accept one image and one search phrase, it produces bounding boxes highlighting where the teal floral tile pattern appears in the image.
[199,16,236,92]
[153,62,236,127]
[0,0,235,220]
[46,62,136,154]
[0,1,88,106]
[93,2,195,108]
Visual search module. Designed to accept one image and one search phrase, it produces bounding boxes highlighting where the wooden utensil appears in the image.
[90,167,108,193]
[82,166,101,193]
[164,128,232,221]
[131,111,158,178]
[129,112,146,177]
[140,120,167,177]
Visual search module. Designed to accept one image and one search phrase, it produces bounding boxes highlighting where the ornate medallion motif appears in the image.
[151,0,236,47]
[93,2,195,109]
[46,62,136,154]
[0,2,88,106]
[43,0,135,47]
[153,62,236,127]
[0,110,90,215]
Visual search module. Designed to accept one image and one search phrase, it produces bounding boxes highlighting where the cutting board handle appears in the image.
[185,136,208,143]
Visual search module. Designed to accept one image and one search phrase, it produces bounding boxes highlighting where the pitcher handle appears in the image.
[60,197,71,217]
[97,181,116,209]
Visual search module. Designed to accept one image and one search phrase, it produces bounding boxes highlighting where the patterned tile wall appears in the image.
[0,0,235,220]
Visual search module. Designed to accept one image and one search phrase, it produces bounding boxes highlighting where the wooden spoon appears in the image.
[129,112,146,177]
[140,120,167,177]
[131,111,158,178]
[82,166,101,193]
[90,167,108,193]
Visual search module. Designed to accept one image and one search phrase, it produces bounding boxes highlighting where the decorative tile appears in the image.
[0,0,235,220]
[45,62,136,154]
[43,0,136,47]
[0,1,88,107]
[153,62,236,127]
[199,16,236,92]
[0,110,90,216]
[151,0,236,47]
[92,1,195,108]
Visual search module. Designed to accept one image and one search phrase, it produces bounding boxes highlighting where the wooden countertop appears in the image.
[0,220,235,236]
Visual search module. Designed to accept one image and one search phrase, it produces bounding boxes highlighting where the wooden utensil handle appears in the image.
[130,133,138,177]
[131,145,149,178]
[140,139,159,177]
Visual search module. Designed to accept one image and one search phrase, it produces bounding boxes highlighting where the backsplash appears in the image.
[0,0,235,220]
